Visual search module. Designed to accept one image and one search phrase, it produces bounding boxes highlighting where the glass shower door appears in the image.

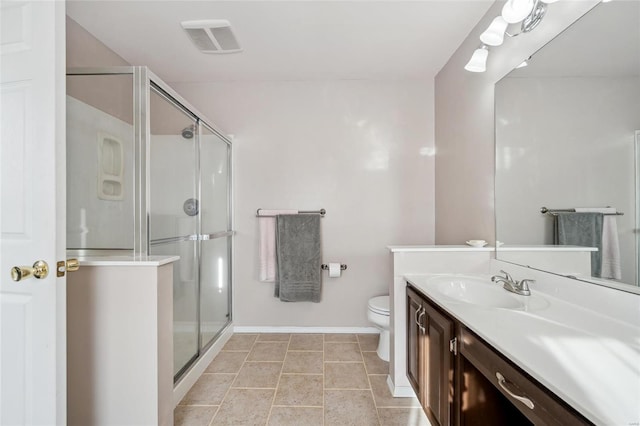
[199,125,232,349]
[148,86,199,378]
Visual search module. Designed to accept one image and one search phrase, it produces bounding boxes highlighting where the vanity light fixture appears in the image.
[465,0,556,73]
[502,0,535,24]
[480,16,509,46]
[464,45,489,73]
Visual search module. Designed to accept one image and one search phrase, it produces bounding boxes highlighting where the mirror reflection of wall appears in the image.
[495,1,640,289]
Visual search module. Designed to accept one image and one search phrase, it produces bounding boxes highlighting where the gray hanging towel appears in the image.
[554,212,604,277]
[275,214,322,302]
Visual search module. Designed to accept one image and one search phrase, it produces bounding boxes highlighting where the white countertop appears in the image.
[405,273,640,426]
[497,245,597,252]
[388,245,494,252]
[77,255,180,266]
[388,244,597,253]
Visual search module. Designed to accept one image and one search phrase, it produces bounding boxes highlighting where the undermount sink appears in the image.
[427,275,548,311]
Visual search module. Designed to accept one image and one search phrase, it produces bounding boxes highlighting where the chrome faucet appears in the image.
[491,270,533,296]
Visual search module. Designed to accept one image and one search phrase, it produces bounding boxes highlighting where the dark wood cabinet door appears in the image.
[408,284,454,426]
[423,301,454,426]
[407,287,423,398]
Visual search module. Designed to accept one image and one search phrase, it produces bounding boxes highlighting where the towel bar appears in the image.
[321,264,347,271]
[540,207,623,216]
[256,208,326,217]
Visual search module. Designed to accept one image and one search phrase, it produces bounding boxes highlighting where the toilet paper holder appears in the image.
[321,264,347,271]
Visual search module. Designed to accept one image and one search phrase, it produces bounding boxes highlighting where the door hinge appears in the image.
[449,337,458,355]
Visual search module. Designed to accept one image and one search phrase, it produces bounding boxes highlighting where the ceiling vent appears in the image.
[181,20,242,54]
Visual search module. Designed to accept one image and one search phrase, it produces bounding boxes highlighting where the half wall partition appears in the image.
[66,67,233,381]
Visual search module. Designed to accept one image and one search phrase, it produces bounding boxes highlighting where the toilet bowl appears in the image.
[367,295,390,362]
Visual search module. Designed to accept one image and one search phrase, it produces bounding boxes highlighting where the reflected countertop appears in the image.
[388,245,494,252]
[387,244,598,253]
[497,245,598,252]
[405,273,640,426]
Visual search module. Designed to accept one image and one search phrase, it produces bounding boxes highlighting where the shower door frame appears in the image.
[636,130,640,286]
[66,66,234,382]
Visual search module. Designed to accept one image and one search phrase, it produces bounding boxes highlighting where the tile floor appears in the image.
[175,333,430,425]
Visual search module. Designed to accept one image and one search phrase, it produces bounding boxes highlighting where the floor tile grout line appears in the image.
[230,386,279,390]
[360,335,383,426]
[271,404,324,408]
[325,387,374,391]
[200,372,240,376]
[265,334,290,426]
[177,403,220,407]
[179,405,220,426]
[322,333,325,426]
[277,372,324,376]
[207,335,256,426]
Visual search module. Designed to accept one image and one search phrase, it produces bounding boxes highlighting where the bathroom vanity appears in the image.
[407,284,587,425]
[404,272,640,426]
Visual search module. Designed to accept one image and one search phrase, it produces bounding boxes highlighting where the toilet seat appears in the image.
[368,296,390,316]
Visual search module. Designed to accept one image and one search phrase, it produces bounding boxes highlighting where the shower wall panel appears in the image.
[67,95,134,249]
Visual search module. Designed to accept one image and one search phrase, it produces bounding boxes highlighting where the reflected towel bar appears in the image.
[256,208,326,217]
[540,207,624,216]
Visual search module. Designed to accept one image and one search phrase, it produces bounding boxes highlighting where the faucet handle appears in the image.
[499,270,514,282]
[518,279,535,291]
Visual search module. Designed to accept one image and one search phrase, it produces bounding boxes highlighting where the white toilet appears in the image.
[367,295,390,362]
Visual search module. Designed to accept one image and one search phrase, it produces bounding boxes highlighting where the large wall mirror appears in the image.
[495,0,640,293]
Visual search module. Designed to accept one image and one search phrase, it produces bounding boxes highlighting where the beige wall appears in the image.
[66,17,133,124]
[66,17,129,68]
[173,80,435,327]
[434,0,599,245]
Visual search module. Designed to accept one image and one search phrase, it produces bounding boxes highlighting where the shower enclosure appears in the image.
[66,67,233,381]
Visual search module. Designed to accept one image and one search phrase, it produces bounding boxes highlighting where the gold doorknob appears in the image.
[56,258,80,277]
[11,260,49,282]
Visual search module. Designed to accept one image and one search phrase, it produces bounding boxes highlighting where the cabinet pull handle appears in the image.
[496,372,535,410]
[417,308,426,334]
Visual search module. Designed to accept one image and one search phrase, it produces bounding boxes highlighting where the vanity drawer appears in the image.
[459,327,591,426]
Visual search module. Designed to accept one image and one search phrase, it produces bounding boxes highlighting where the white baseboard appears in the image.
[387,375,417,398]
[233,326,379,334]
[173,323,233,407]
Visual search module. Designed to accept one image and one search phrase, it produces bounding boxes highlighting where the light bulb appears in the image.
[502,0,535,24]
[516,60,528,68]
[464,47,489,73]
[540,0,559,3]
[480,16,509,46]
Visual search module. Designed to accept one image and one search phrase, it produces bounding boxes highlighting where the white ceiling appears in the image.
[66,1,494,83]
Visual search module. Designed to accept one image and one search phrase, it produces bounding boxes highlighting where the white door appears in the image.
[0,1,66,424]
